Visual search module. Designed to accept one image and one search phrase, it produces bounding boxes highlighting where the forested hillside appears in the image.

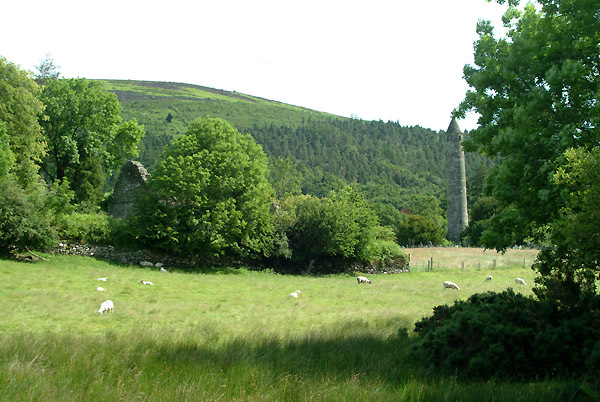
[98,80,491,227]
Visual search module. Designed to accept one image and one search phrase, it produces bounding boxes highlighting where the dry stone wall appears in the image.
[52,243,408,274]
[53,243,243,270]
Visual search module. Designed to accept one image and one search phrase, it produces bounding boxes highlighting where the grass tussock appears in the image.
[0,251,593,401]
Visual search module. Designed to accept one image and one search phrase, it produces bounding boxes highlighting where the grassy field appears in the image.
[0,250,589,401]
[405,247,540,272]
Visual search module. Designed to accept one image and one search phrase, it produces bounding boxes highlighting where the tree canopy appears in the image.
[454,0,600,299]
[0,57,45,186]
[39,78,144,204]
[454,0,600,249]
[0,122,14,179]
[34,54,61,86]
[135,118,275,258]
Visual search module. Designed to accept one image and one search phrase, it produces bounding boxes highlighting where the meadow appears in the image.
[0,248,588,401]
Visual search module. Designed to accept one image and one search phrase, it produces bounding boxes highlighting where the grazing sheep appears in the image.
[155,263,164,268]
[159,267,167,273]
[96,287,106,291]
[515,278,527,286]
[288,290,301,298]
[97,300,114,315]
[97,277,107,282]
[140,261,153,267]
[443,281,460,290]
[139,280,154,286]
[357,276,372,284]
[486,275,493,281]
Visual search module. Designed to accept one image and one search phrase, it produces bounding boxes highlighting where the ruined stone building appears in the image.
[108,160,149,220]
[445,119,468,243]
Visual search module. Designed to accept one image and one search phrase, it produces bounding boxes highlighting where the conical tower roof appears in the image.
[447,119,462,135]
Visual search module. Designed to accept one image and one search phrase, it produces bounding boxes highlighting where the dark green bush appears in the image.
[412,289,600,380]
[0,175,56,254]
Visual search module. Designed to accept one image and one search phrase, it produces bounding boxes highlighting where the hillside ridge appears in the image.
[99,79,330,115]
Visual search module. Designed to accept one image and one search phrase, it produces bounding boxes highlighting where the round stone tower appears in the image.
[445,119,468,244]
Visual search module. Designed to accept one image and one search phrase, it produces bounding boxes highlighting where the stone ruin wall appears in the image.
[108,160,149,220]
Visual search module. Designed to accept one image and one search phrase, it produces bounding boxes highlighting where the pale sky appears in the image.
[1,0,509,131]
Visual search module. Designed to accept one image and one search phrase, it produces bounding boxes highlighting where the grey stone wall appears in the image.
[108,160,149,220]
[52,243,409,274]
[445,119,468,243]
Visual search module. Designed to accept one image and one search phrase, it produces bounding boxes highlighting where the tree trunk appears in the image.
[304,259,316,275]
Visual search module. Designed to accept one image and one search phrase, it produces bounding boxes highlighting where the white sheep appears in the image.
[139,280,154,286]
[159,267,168,273]
[97,300,114,315]
[97,277,107,282]
[357,276,372,284]
[155,262,164,268]
[515,278,527,286]
[288,290,301,298]
[139,261,154,267]
[96,287,106,291]
[443,281,460,290]
[485,275,493,281]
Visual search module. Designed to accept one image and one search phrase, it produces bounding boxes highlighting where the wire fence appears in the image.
[409,257,535,272]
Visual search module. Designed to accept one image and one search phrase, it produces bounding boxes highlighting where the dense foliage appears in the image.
[395,214,445,247]
[0,122,14,179]
[533,147,600,304]
[0,57,45,186]
[0,175,56,254]
[134,118,275,258]
[275,187,406,273]
[412,289,600,379]
[39,78,144,205]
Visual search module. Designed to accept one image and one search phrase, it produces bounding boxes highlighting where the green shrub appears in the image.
[412,289,600,380]
[55,212,112,244]
[0,175,56,254]
[395,214,445,246]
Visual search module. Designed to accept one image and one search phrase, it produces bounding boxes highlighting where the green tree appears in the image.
[0,57,45,186]
[34,54,61,86]
[0,122,15,179]
[135,118,275,258]
[454,0,600,300]
[463,196,502,246]
[269,157,302,199]
[39,78,144,205]
[533,147,600,303]
[395,214,446,247]
[454,0,600,251]
[285,186,387,273]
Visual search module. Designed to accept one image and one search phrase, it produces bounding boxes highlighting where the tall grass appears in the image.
[0,253,590,401]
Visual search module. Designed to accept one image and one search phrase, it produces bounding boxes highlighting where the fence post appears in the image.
[523,259,526,268]
[493,260,496,269]
[430,257,434,271]
[461,261,464,270]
